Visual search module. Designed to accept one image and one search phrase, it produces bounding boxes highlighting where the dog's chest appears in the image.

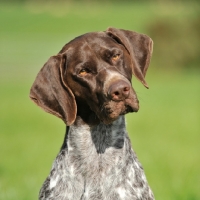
[47,145,151,200]
[40,117,154,200]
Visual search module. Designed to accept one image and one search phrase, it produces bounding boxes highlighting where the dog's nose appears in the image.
[108,80,130,101]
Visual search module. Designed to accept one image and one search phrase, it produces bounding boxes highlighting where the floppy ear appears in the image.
[29,54,77,125]
[106,27,153,88]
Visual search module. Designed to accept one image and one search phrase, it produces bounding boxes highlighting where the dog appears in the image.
[30,27,154,200]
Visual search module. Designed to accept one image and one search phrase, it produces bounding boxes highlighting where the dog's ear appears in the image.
[30,54,77,125]
[106,27,153,88]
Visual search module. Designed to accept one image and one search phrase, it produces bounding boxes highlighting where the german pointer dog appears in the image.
[30,27,154,200]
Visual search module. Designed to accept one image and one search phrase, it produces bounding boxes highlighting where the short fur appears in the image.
[30,27,154,200]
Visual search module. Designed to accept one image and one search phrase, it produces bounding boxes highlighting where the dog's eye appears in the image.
[112,54,120,62]
[79,68,90,76]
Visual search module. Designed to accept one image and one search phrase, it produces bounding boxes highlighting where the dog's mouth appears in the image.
[97,98,139,124]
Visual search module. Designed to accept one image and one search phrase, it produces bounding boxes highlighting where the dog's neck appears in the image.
[62,115,127,155]
[59,115,130,180]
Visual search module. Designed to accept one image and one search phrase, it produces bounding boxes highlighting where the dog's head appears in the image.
[30,28,153,125]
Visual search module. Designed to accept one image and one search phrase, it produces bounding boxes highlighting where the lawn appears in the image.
[0,1,199,200]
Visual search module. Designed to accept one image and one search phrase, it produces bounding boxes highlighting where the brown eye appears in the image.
[79,68,90,76]
[112,54,120,62]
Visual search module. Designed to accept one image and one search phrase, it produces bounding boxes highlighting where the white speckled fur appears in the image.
[39,116,154,200]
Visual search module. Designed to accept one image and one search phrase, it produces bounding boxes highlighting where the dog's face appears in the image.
[30,28,153,125]
[60,33,138,124]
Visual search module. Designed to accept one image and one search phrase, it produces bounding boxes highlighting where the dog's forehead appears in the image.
[85,32,116,45]
[86,32,123,53]
[60,31,120,55]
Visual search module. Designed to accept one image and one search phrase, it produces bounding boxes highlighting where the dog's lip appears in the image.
[125,98,139,112]
[105,107,113,114]
[92,98,139,124]
[104,98,139,114]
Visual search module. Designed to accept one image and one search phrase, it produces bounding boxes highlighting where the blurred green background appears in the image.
[0,0,199,199]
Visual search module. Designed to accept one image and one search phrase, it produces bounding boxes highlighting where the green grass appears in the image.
[0,2,199,200]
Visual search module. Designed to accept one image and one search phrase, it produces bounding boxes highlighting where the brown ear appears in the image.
[29,54,77,125]
[106,27,153,88]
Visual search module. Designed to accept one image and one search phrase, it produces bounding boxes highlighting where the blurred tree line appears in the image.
[1,0,199,71]
[148,16,200,71]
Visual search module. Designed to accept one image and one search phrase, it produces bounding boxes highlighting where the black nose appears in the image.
[108,80,130,101]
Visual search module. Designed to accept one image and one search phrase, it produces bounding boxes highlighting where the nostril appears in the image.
[123,86,130,93]
[124,87,130,92]
[114,91,120,96]
[111,91,120,101]
[122,86,130,96]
